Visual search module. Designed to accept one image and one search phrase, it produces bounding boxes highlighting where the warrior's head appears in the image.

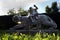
[29,7,33,10]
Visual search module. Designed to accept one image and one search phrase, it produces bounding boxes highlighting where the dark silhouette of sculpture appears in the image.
[10,14,57,30]
[9,5,57,30]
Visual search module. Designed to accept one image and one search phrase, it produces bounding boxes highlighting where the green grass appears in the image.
[0,32,60,40]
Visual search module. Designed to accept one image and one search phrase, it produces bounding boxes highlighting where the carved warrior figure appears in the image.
[28,5,38,23]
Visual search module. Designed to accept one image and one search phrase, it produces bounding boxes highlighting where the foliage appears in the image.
[51,2,57,9]
[45,2,59,14]
[0,32,60,40]
[45,6,51,13]
[7,8,28,16]
[51,2,58,13]
[18,8,28,16]
[7,8,16,15]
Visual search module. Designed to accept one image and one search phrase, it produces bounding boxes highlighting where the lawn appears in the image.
[0,32,60,40]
